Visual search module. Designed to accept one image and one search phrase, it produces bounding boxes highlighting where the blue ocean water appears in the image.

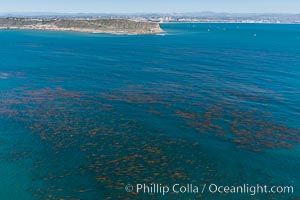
[0,23,299,200]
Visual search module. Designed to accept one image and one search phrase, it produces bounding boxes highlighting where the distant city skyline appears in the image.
[0,0,299,14]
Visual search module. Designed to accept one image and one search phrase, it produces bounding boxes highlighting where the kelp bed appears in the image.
[0,86,299,200]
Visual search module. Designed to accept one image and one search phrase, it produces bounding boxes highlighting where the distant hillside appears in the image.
[0,18,163,34]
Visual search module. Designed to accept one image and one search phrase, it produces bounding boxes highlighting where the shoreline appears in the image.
[0,26,164,35]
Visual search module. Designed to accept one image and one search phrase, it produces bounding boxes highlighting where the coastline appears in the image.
[0,26,164,35]
[0,27,165,35]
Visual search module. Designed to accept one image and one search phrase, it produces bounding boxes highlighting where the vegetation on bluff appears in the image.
[0,18,163,34]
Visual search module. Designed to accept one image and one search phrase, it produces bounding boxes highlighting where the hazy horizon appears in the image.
[0,0,299,14]
[0,11,299,15]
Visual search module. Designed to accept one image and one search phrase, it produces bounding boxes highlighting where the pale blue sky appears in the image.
[0,0,299,14]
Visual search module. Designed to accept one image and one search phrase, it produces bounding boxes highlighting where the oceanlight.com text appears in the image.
[125,183,294,196]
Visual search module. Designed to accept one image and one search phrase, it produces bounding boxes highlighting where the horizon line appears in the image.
[0,11,300,15]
